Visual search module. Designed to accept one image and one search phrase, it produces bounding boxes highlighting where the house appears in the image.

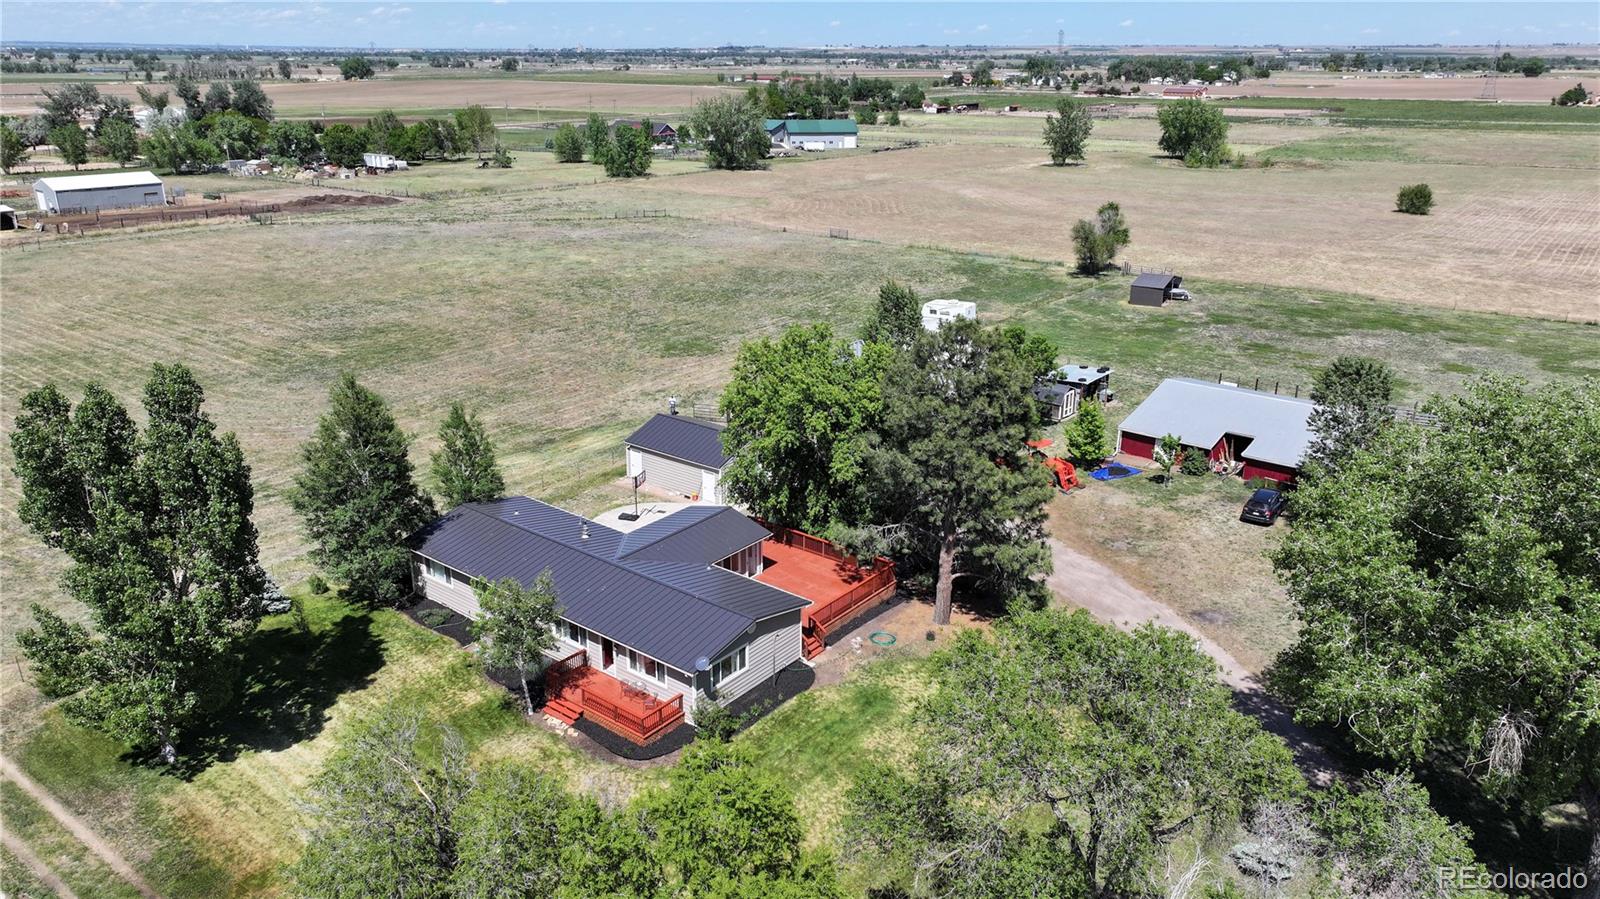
[32,171,166,215]
[1129,272,1182,307]
[1163,85,1210,99]
[1032,365,1114,422]
[409,497,897,743]
[921,101,951,114]
[920,299,977,331]
[1116,378,1314,484]
[610,119,678,145]
[625,412,730,502]
[0,204,16,230]
[763,119,859,150]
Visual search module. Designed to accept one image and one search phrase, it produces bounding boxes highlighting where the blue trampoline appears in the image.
[1090,463,1143,482]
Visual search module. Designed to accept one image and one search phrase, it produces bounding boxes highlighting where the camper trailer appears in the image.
[920,299,977,331]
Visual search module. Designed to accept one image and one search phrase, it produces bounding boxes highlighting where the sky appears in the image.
[3,2,1596,51]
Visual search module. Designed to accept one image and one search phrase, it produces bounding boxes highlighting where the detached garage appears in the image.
[1116,378,1314,485]
[1129,272,1182,307]
[33,171,167,214]
[624,413,731,502]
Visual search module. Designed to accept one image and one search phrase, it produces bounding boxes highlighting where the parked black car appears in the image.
[1240,488,1288,525]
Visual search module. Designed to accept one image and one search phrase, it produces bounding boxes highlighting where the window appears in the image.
[625,648,640,673]
[423,558,452,584]
[564,621,588,646]
[711,646,747,686]
[643,656,667,684]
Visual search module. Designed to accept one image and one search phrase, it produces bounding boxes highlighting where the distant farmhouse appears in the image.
[1162,85,1211,99]
[32,171,166,214]
[764,118,858,150]
[610,119,678,146]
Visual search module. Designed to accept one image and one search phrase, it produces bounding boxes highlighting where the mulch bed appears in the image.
[400,597,476,646]
[823,591,905,650]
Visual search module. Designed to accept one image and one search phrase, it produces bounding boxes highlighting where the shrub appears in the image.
[419,608,453,627]
[1180,448,1212,476]
[1552,83,1588,106]
[1396,183,1433,215]
[552,123,584,162]
[489,144,512,168]
[307,573,329,595]
[1157,98,1228,161]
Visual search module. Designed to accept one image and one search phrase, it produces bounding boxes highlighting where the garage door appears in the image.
[642,451,706,498]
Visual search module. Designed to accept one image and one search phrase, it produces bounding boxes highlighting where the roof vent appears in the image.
[1097,366,1110,373]
[580,522,590,540]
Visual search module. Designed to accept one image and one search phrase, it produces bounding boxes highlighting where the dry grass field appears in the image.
[0,76,742,118]
[1217,69,1600,102]
[603,115,1600,320]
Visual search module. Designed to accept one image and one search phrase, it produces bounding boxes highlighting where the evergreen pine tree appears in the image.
[430,402,505,508]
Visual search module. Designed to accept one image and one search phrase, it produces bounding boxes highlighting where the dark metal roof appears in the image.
[409,498,807,672]
[624,413,730,470]
[1032,381,1073,403]
[615,506,771,565]
[1132,272,1181,290]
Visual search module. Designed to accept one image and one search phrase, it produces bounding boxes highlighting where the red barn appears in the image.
[1115,378,1314,485]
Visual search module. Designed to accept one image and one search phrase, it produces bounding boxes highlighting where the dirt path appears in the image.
[2,829,81,899]
[1045,539,1342,785]
[0,754,160,898]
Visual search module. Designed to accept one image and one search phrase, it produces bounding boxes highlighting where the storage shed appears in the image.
[624,413,731,501]
[0,205,16,230]
[1129,272,1182,307]
[1116,378,1313,484]
[1032,365,1114,423]
[32,171,166,214]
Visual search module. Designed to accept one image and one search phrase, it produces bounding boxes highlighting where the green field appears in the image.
[2,88,1597,896]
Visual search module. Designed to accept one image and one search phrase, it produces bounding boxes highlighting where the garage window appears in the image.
[424,558,452,584]
[710,646,746,686]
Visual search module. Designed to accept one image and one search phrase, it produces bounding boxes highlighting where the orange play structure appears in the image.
[1027,439,1081,492]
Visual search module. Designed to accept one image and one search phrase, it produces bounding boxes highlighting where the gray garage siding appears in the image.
[413,556,481,617]
[640,451,704,498]
[699,609,803,706]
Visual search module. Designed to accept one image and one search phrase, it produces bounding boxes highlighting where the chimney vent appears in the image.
[580,522,590,540]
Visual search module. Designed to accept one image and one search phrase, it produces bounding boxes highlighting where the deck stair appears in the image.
[543,696,581,725]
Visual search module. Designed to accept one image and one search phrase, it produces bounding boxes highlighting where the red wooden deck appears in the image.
[754,527,896,658]
[543,650,685,745]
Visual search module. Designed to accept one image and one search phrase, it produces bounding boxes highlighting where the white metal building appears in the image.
[32,171,167,215]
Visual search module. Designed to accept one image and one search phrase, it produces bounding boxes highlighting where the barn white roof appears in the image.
[1118,378,1315,468]
[35,171,164,192]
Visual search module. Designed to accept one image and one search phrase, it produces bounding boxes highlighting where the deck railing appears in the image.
[758,520,898,636]
[581,690,685,744]
[546,648,588,688]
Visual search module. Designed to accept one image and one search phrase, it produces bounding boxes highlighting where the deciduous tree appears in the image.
[11,365,268,765]
[95,118,139,166]
[267,120,320,165]
[229,78,274,120]
[1,120,32,172]
[1154,432,1183,484]
[319,123,369,169]
[583,112,609,164]
[455,105,496,161]
[720,324,892,533]
[1396,182,1434,215]
[48,124,88,169]
[1070,201,1130,273]
[1272,376,1600,890]
[291,711,470,898]
[471,573,559,717]
[687,94,770,171]
[1042,97,1093,164]
[142,122,221,174]
[1157,98,1229,166]
[429,402,504,507]
[291,374,435,606]
[339,56,375,81]
[868,319,1055,622]
[604,119,653,178]
[846,609,1300,899]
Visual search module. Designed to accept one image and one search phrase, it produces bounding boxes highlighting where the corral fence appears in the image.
[16,201,285,236]
[1211,372,1441,428]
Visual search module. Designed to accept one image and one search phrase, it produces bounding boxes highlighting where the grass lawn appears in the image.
[2,592,641,897]
[0,781,144,899]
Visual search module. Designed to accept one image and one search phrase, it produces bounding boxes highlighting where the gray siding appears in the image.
[36,183,166,214]
[545,627,700,721]
[640,451,704,498]
[699,609,803,708]
[413,556,481,617]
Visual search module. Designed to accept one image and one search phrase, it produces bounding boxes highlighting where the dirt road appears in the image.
[1,828,81,899]
[0,754,159,898]
[1045,538,1341,784]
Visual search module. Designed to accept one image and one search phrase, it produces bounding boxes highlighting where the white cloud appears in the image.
[829,19,840,28]
[1360,27,1379,35]
[976,23,989,32]
[1119,18,1134,27]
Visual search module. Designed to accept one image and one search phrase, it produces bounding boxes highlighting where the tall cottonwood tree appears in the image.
[1273,376,1600,893]
[720,323,893,533]
[869,318,1055,622]
[430,402,505,508]
[291,374,435,606]
[12,365,268,765]
[1042,96,1093,165]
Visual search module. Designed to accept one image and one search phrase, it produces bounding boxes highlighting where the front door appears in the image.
[600,638,614,669]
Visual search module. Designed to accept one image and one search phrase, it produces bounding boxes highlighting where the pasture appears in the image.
[1,84,1598,897]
